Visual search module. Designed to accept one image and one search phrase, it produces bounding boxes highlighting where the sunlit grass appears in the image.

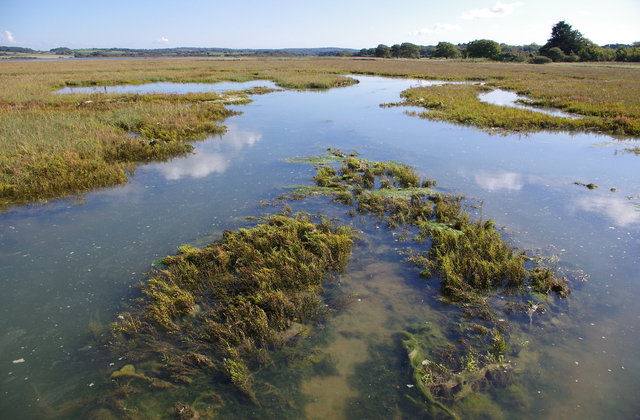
[399,83,640,135]
[0,92,236,207]
[1,57,638,208]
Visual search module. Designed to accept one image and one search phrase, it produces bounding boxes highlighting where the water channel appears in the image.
[1,76,639,418]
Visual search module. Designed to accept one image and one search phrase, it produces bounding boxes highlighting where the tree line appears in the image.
[3,22,638,62]
[355,22,640,63]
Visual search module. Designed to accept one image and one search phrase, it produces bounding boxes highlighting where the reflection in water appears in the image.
[56,80,278,95]
[474,170,524,191]
[478,89,580,119]
[573,193,640,227]
[155,125,262,180]
[159,153,230,180]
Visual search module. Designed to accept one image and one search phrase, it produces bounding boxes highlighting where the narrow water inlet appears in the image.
[478,88,581,119]
[55,80,278,94]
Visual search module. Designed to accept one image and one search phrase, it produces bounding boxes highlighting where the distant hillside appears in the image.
[0,46,37,53]
[0,46,359,59]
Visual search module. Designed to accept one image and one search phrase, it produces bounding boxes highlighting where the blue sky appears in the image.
[1,0,638,50]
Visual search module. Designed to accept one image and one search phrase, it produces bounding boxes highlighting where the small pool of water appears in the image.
[55,80,278,94]
[479,88,581,119]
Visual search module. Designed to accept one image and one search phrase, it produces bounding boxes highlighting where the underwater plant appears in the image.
[286,150,571,417]
[90,213,355,417]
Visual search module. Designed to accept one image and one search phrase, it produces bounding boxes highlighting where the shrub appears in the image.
[498,52,526,62]
[466,39,501,60]
[530,56,552,64]
[546,47,566,62]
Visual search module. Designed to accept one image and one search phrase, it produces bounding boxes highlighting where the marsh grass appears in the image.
[47,149,579,418]
[400,83,640,135]
[0,92,237,208]
[1,58,638,208]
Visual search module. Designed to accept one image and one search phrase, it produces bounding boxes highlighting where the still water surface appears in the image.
[1,76,639,418]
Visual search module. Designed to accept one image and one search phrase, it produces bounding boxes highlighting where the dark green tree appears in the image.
[399,42,420,58]
[578,41,605,61]
[375,44,390,58]
[358,48,375,57]
[50,47,73,55]
[420,45,435,58]
[433,42,461,58]
[466,39,501,59]
[540,21,586,56]
[390,44,401,58]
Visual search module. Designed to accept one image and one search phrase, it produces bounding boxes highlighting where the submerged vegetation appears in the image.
[34,148,579,418]
[284,150,571,417]
[89,213,354,418]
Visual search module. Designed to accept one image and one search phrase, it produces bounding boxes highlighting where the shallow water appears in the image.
[479,88,581,119]
[1,76,639,418]
[55,80,278,94]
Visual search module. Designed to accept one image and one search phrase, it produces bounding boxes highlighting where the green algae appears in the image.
[367,186,437,199]
[285,151,351,165]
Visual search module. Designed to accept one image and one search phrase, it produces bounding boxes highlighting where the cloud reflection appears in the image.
[156,125,261,181]
[474,171,524,191]
[159,153,230,181]
[573,194,640,227]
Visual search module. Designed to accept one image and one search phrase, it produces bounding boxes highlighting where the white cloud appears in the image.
[462,2,524,20]
[2,30,17,44]
[414,23,461,36]
[157,36,169,45]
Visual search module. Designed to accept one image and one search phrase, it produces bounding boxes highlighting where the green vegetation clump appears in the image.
[530,55,553,64]
[101,213,354,416]
[538,21,621,62]
[466,39,502,60]
[295,153,569,299]
[433,42,461,59]
[574,181,598,190]
[288,152,570,417]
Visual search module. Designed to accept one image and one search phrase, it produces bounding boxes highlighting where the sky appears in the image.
[1,0,638,50]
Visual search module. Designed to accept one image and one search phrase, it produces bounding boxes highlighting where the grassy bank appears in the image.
[397,83,640,135]
[0,92,239,207]
[1,58,638,209]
